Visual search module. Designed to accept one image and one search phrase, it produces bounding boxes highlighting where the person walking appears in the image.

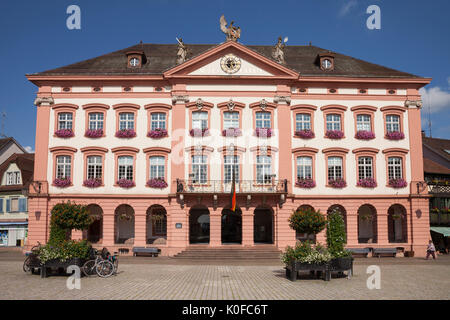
[426,240,437,260]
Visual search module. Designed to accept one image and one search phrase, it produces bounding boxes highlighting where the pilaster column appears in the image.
[103,212,115,246]
[346,213,358,246]
[376,212,389,244]
[242,209,254,246]
[170,94,188,193]
[275,92,292,193]
[209,212,221,246]
[134,209,147,246]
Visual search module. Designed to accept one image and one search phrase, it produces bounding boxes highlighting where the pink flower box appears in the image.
[295,178,316,188]
[389,178,407,188]
[355,130,375,140]
[53,178,71,188]
[55,129,74,138]
[115,129,136,138]
[83,178,102,188]
[189,128,210,137]
[357,177,377,188]
[117,179,135,188]
[255,128,273,137]
[294,130,315,139]
[146,178,168,189]
[222,128,242,137]
[85,129,103,138]
[328,178,347,188]
[385,131,405,140]
[147,128,168,139]
[325,130,344,139]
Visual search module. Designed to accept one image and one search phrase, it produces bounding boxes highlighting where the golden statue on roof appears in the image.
[220,15,241,41]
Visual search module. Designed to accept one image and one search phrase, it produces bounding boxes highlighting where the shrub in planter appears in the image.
[328,178,347,188]
[357,177,377,188]
[255,127,273,138]
[190,128,209,137]
[385,131,405,140]
[53,178,71,188]
[289,207,326,236]
[115,129,136,138]
[294,129,315,139]
[117,179,135,188]
[355,130,375,140]
[147,128,168,139]
[146,178,168,189]
[83,178,102,188]
[281,241,332,265]
[55,129,74,138]
[388,178,407,188]
[37,240,91,264]
[85,129,103,138]
[222,128,242,137]
[325,130,344,139]
[295,178,316,189]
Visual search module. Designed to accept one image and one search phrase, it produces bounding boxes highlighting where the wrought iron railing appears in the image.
[176,179,288,193]
[427,183,450,195]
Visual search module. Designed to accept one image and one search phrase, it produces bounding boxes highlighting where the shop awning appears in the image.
[430,227,450,237]
[0,222,28,226]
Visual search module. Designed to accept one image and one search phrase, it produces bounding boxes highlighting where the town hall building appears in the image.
[25,21,432,256]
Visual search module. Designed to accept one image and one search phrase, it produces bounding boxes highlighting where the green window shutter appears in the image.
[6,199,10,212]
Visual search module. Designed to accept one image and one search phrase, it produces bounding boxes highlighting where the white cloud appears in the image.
[419,86,450,114]
[24,146,34,153]
[338,1,357,17]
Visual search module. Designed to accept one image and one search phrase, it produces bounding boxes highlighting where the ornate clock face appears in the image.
[220,54,241,74]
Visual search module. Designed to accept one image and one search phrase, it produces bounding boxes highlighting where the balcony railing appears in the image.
[427,182,450,195]
[176,179,288,194]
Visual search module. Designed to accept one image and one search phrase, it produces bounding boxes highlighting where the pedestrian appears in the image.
[426,240,436,260]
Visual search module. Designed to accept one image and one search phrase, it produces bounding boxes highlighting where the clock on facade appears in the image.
[220,54,241,74]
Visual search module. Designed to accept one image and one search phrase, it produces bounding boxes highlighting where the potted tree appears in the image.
[288,207,326,242]
[326,208,353,275]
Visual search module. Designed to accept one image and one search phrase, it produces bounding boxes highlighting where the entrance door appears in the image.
[189,207,210,244]
[221,208,242,244]
[254,207,273,244]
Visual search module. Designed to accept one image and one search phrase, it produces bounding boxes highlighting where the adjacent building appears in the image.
[0,153,34,246]
[26,38,431,255]
[0,137,27,165]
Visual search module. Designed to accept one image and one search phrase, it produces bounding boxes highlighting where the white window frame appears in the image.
[356,114,371,131]
[88,113,104,130]
[119,113,134,130]
[255,112,271,129]
[87,156,102,179]
[56,156,71,179]
[223,111,239,129]
[150,113,166,130]
[256,155,272,184]
[296,156,312,179]
[386,115,400,133]
[191,155,207,184]
[118,156,133,180]
[224,155,239,183]
[58,113,73,130]
[388,157,403,179]
[192,111,208,130]
[358,157,373,180]
[326,114,341,131]
[149,156,165,179]
[328,156,343,180]
[295,114,311,131]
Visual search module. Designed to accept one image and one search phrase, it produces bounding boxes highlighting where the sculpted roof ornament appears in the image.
[219,15,241,41]
[176,37,189,64]
[272,36,286,64]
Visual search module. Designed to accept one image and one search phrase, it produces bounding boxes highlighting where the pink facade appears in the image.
[26,41,432,256]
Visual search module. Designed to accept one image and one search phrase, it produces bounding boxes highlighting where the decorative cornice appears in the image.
[322,147,350,154]
[404,100,423,109]
[143,147,171,154]
[352,147,380,154]
[172,95,189,105]
[49,146,77,153]
[80,146,108,153]
[34,97,54,107]
[273,95,291,105]
[111,146,140,153]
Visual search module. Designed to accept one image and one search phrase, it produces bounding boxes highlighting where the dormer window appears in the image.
[126,50,146,69]
[6,171,21,185]
[318,51,335,71]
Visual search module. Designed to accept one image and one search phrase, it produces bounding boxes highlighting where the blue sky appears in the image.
[0,0,448,151]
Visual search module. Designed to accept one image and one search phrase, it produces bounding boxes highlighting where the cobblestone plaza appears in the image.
[1,250,449,300]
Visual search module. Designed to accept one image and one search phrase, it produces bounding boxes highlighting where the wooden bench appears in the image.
[132,247,161,257]
[373,248,397,258]
[347,248,370,258]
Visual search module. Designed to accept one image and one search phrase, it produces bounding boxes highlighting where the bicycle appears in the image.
[82,248,118,278]
[23,242,41,273]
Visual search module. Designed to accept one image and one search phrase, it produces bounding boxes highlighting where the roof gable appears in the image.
[164,41,298,79]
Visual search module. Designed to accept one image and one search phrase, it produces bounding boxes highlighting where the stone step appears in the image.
[173,246,282,260]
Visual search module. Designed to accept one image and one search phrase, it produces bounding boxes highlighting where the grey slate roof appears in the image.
[30,43,421,78]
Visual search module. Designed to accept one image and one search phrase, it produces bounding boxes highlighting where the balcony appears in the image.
[175,179,288,194]
[426,181,450,195]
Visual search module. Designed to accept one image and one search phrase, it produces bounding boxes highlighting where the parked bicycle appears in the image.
[82,248,118,278]
[23,242,41,273]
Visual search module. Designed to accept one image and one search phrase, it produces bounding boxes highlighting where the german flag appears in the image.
[230,168,236,212]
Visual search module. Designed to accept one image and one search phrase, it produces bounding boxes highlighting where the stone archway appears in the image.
[254,206,273,244]
[189,206,210,244]
[388,204,407,243]
[114,204,135,244]
[146,205,167,244]
[221,207,242,244]
[357,204,377,243]
[84,204,103,243]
